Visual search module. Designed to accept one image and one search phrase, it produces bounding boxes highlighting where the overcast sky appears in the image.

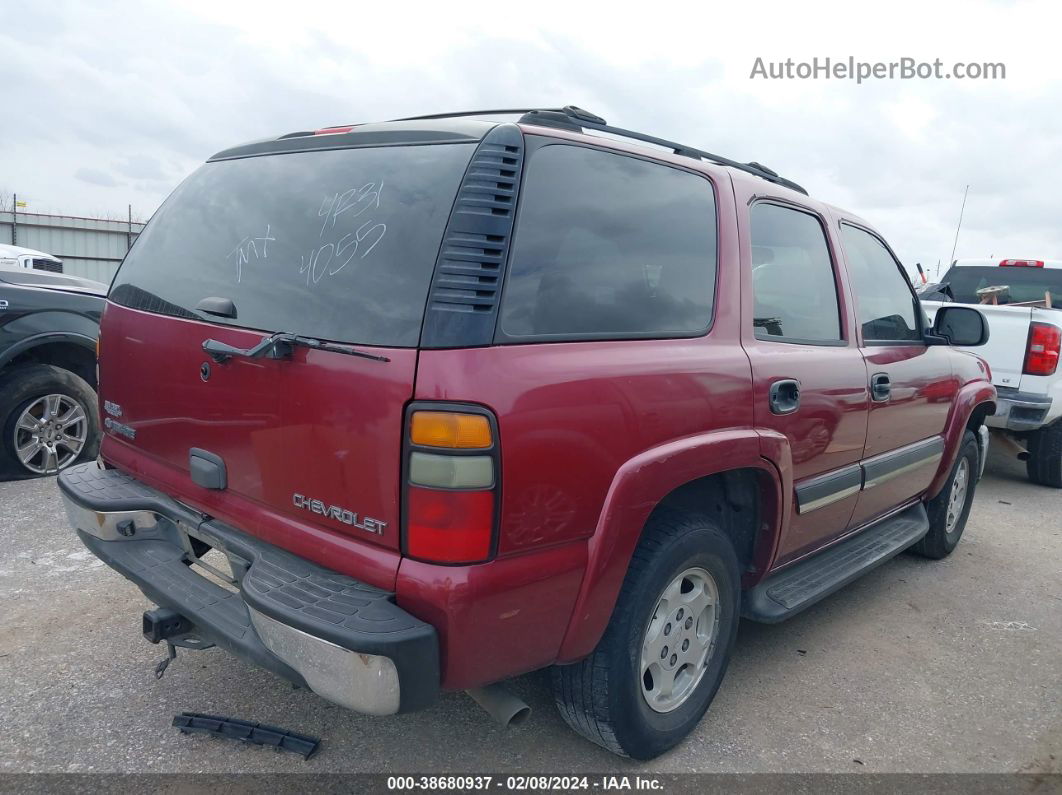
[2,0,1060,277]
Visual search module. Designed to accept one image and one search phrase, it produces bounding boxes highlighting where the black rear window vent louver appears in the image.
[455,143,521,218]
[421,124,525,348]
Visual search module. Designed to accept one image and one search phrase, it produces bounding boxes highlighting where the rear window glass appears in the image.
[942,265,1062,305]
[111,143,475,347]
[498,144,717,340]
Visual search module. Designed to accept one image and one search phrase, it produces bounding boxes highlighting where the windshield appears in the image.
[111,143,475,347]
[941,265,1062,306]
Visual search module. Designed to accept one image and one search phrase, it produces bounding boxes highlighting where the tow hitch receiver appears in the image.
[142,608,215,679]
[143,608,192,644]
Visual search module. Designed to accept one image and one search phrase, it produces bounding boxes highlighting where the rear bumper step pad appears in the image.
[743,503,930,623]
[59,462,439,714]
[173,712,321,759]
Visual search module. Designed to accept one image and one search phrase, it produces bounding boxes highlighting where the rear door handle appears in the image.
[769,379,801,415]
[871,372,891,402]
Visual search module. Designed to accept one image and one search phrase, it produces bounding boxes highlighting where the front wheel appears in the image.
[1026,422,1062,488]
[551,509,740,759]
[0,364,100,479]
[912,429,979,559]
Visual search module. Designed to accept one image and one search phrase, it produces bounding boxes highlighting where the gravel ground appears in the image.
[0,444,1058,776]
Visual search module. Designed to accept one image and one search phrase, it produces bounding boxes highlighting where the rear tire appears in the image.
[551,509,740,759]
[0,364,100,479]
[912,430,979,559]
[1026,422,1062,488]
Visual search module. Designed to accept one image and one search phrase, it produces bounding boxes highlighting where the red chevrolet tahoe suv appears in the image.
[59,107,996,759]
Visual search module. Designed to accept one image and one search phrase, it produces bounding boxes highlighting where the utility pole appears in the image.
[11,193,17,245]
[948,185,970,266]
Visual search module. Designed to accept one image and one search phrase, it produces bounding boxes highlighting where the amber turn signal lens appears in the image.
[410,411,492,449]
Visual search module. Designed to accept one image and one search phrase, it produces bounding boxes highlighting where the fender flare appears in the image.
[555,428,790,662]
[0,332,97,372]
[926,381,996,498]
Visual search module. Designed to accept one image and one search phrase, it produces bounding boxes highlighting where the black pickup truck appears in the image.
[0,266,106,478]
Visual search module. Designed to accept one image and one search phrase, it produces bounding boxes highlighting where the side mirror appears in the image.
[929,306,989,346]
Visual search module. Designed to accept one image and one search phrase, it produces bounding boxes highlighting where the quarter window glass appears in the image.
[498,145,717,340]
[841,225,922,342]
[750,203,841,342]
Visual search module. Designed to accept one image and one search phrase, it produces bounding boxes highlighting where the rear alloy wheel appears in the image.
[0,364,100,479]
[552,509,739,759]
[640,567,720,713]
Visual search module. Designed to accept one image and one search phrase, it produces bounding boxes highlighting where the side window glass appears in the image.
[750,203,841,342]
[840,225,922,342]
[498,144,717,340]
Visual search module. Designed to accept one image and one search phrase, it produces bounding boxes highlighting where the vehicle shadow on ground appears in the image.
[144,543,958,772]
[4,450,1054,773]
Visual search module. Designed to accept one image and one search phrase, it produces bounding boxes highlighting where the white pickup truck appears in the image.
[922,258,1062,487]
[0,243,64,273]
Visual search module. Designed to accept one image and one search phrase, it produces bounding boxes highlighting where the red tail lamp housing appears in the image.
[1023,322,1061,376]
[407,488,494,563]
[402,403,500,565]
[999,259,1044,268]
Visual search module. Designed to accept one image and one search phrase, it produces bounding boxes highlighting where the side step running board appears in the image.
[743,503,930,623]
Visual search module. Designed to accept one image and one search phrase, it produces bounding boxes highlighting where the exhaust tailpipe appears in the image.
[466,685,531,728]
[995,433,1029,461]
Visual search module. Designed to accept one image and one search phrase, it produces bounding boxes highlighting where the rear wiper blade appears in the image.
[202,332,389,364]
[285,334,391,362]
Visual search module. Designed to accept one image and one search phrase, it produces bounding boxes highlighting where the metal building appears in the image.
[0,209,144,283]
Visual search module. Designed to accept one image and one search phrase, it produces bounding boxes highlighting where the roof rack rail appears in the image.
[517,106,807,195]
[390,108,568,122]
[308,107,808,195]
[276,110,559,140]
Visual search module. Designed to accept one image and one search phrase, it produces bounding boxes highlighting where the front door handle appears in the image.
[871,372,891,402]
[769,379,801,415]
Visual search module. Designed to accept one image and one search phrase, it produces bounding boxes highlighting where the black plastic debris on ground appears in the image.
[172,712,321,759]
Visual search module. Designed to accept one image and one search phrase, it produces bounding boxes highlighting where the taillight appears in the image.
[999,258,1044,267]
[1023,322,1061,376]
[403,405,498,564]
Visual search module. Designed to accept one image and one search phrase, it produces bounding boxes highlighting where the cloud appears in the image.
[112,155,170,182]
[74,168,122,187]
[0,0,1060,273]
